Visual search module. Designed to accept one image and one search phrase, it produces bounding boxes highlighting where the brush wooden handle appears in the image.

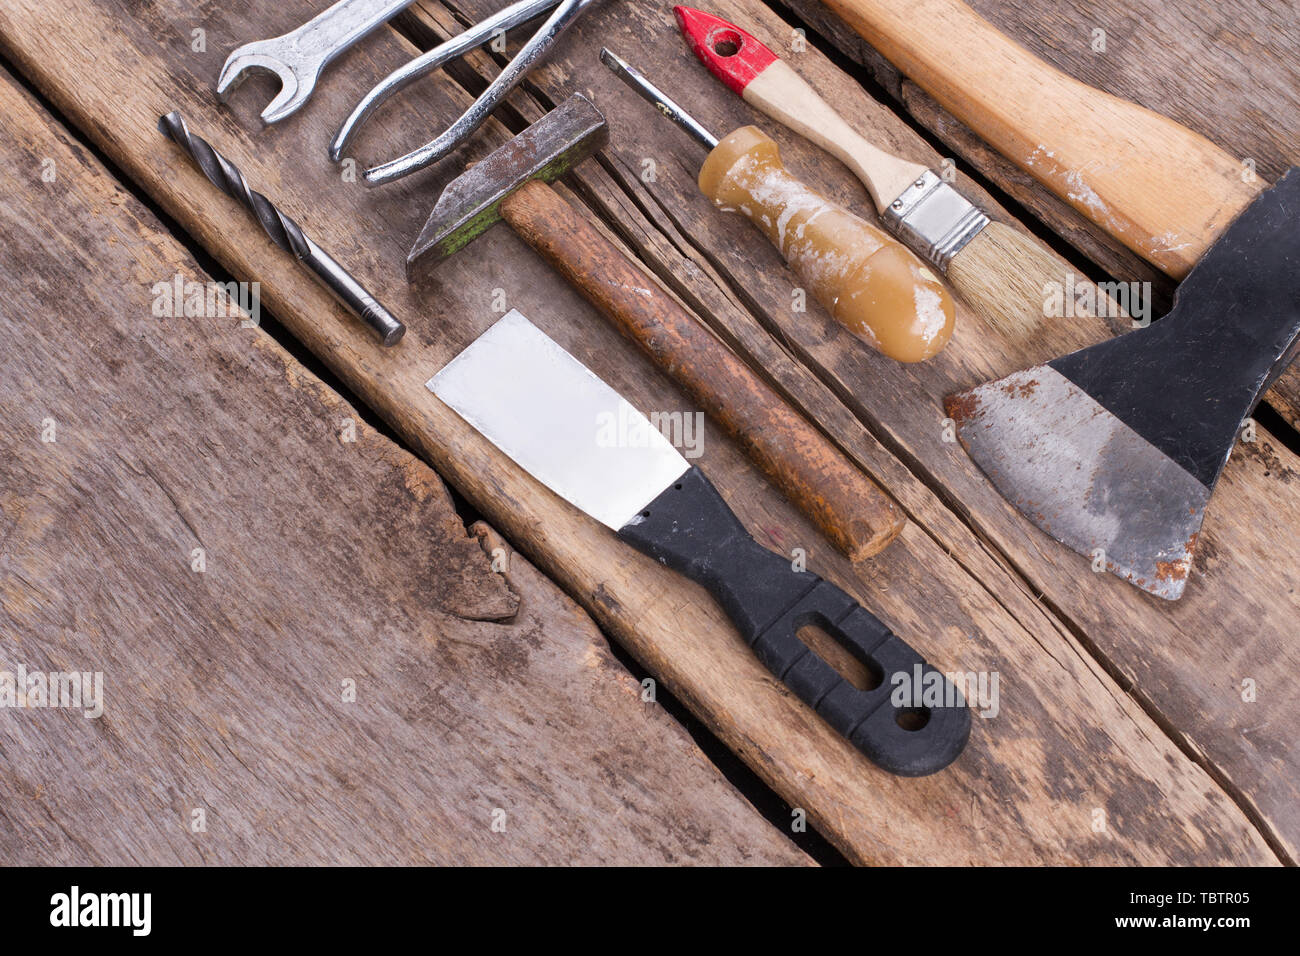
[743,60,924,212]
[501,179,906,560]
[821,0,1264,278]
[698,126,954,362]
[674,5,923,210]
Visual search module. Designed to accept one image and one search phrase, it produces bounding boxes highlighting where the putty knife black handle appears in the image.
[619,468,970,776]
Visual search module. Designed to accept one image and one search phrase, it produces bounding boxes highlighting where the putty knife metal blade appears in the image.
[430,310,689,529]
[430,310,970,775]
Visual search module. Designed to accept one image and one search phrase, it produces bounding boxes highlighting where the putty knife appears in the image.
[430,310,970,775]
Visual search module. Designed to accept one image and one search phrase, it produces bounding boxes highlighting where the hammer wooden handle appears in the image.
[822,0,1264,278]
[500,179,905,559]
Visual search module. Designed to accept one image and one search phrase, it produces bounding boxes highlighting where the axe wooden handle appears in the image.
[500,179,906,559]
[821,0,1265,278]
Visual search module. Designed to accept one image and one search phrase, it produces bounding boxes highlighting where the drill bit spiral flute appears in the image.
[158,111,405,346]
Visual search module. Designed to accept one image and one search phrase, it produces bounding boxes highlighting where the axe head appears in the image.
[408,94,609,278]
[947,168,1300,600]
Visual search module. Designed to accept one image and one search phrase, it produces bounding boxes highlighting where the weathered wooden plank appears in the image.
[0,67,809,866]
[780,0,1300,427]
[0,0,1280,863]
[412,0,1300,858]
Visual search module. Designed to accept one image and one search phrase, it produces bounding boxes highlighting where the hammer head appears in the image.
[408,94,609,278]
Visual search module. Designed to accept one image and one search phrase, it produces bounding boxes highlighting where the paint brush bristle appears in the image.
[947,221,1079,336]
[946,219,1128,335]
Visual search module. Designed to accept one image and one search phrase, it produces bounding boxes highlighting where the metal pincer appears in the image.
[331,0,599,186]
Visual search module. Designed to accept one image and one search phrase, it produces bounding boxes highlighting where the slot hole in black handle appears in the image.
[617,467,969,774]
[796,612,934,732]
[796,619,882,692]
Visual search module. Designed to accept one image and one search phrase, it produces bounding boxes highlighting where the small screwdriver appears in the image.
[600,49,954,363]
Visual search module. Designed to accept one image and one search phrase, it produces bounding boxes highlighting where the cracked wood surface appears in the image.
[411,0,1299,859]
[0,68,809,866]
[0,0,1286,863]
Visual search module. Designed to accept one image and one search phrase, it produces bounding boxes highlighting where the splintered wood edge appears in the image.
[1,0,1283,863]
[0,66,811,865]
[404,0,1300,860]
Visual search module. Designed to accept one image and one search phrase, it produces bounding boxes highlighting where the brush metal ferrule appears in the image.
[881,170,989,272]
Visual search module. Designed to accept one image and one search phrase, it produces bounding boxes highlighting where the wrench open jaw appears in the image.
[217,43,317,126]
[216,0,416,125]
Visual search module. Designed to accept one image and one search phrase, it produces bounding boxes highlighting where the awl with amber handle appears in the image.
[674,6,1093,338]
[601,49,955,364]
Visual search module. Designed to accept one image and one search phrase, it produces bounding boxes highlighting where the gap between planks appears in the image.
[0,57,811,868]
[402,0,1298,860]
[7,0,1289,868]
[0,50,848,866]
[397,0,1294,862]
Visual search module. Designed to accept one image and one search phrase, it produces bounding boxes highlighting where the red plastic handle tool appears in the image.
[673,5,776,94]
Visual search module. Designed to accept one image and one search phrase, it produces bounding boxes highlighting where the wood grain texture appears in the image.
[817,0,1264,278]
[0,0,1283,863]
[501,179,907,559]
[0,68,809,866]
[782,0,1300,426]
[744,60,926,211]
[406,0,1300,858]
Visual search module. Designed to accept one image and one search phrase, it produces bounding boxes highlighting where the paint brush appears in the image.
[675,6,1122,336]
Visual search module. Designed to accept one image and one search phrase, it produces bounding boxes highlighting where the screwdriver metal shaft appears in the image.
[600,49,719,150]
[599,50,956,363]
[158,111,405,347]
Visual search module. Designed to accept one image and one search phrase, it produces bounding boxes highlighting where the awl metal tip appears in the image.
[599,48,719,150]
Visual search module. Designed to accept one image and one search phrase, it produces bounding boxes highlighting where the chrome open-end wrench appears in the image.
[217,0,415,124]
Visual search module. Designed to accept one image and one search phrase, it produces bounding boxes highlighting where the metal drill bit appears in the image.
[599,49,719,150]
[157,111,405,347]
